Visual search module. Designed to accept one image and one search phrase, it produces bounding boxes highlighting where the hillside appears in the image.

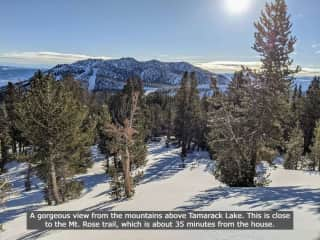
[1,140,319,240]
[48,58,216,91]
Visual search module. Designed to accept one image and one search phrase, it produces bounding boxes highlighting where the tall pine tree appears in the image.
[0,104,11,174]
[253,0,299,148]
[301,77,320,152]
[310,120,320,171]
[284,124,304,170]
[174,72,201,159]
[208,70,273,186]
[15,72,94,205]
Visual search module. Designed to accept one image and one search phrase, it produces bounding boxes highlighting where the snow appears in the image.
[144,86,159,95]
[88,68,97,91]
[0,143,320,240]
[48,58,215,91]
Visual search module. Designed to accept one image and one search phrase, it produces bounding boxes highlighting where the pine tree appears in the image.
[105,76,147,199]
[197,93,210,151]
[5,82,25,154]
[310,120,320,171]
[15,72,94,205]
[253,0,298,94]
[145,90,175,139]
[291,84,304,125]
[0,104,11,174]
[0,178,10,230]
[253,0,299,149]
[61,75,96,174]
[284,125,304,170]
[301,77,320,152]
[189,72,202,150]
[208,70,267,186]
[0,178,10,204]
[175,72,190,159]
[96,104,112,170]
[174,72,201,160]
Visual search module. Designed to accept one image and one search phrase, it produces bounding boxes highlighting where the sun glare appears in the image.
[225,0,252,15]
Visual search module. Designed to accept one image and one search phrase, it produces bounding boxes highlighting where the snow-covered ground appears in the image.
[87,68,98,91]
[0,142,319,240]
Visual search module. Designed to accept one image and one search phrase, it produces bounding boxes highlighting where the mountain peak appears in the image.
[48,57,215,91]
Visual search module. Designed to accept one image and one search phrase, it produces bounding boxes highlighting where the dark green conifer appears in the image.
[15,72,94,205]
[284,125,304,170]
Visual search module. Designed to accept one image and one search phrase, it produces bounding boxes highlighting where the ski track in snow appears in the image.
[88,68,97,91]
[0,142,320,240]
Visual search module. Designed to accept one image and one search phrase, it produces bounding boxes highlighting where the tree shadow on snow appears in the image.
[77,172,107,193]
[143,144,212,185]
[176,186,320,214]
[0,181,46,224]
[142,147,192,184]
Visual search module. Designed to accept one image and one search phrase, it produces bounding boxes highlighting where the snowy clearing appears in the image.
[0,142,319,240]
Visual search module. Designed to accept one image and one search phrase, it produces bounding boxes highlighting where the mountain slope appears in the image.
[1,141,320,240]
[48,58,215,91]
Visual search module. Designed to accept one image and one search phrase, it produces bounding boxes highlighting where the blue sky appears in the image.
[0,0,319,75]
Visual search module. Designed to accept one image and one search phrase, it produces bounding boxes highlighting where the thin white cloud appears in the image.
[156,55,205,63]
[0,51,111,66]
[312,43,320,49]
[300,67,320,76]
[196,60,262,73]
[196,60,320,77]
[1,52,319,76]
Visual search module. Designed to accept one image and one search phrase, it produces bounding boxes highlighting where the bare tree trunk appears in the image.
[295,159,299,170]
[49,159,63,205]
[24,163,32,191]
[0,139,8,174]
[123,145,132,198]
[113,155,118,169]
[312,159,316,171]
[18,142,22,154]
[248,150,257,187]
[12,141,16,154]
[46,176,53,205]
[105,156,110,174]
[107,91,139,199]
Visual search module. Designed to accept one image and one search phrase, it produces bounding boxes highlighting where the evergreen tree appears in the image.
[0,178,10,204]
[301,77,320,152]
[96,104,112,170]
[310,120,320,171]
[5,82,24,154]
[253,0,298,94]
[0,104,10,174]
[189,72,202,150]
[15,72,94,205]
[105,76,147,199]
[284,125,304,170]
[61,75,96,174]
[145,90,175,138]
[291,84,304,125]
[253,0,299,148]
[197,93,210,151]
[0,178,10,230]
[174,72,201,160]
[208,70,271,186]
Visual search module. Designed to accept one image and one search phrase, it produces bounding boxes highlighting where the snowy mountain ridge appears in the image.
[48,58,216,91]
